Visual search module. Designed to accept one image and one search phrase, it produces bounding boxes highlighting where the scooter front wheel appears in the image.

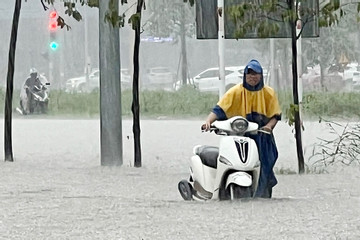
[178,180,193,201]
[230,184,252,200]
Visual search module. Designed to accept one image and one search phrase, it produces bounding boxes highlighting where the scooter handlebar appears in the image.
[201,126,271,135]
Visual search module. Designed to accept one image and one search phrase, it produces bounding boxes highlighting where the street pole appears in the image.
[99,0,123,166]
[84,6,90,87]
[270,38,275,87]
[218,0,225,99]
[297,20,303,102]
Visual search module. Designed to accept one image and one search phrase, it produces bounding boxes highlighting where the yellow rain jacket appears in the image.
[215,84,281,127]
[211,59,281,198]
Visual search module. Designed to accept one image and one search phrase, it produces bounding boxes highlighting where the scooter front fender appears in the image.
[225,172,252,188]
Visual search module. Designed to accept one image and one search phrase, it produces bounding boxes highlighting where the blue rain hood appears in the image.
[243,59,264,91]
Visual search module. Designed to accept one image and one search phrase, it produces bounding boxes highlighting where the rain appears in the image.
[0,0,360,239]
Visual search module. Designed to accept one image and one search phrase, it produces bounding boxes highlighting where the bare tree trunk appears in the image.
[4,0,22,162]
[99,0,123,166]
[290,1,305,174]
[132,0,144,167]
[319,63,326,91]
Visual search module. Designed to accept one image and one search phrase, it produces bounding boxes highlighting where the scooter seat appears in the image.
[195,145,219,169]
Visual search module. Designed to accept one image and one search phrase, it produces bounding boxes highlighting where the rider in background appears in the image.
[23,68,42,114]
[202,59,282,198]
[24,68,42,91]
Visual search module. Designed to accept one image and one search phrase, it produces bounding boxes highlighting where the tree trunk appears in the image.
[4,0,22,162]
[290,1,305,174]
[99,0,123,166]
[319,63,326,91]
[132,0,144,168]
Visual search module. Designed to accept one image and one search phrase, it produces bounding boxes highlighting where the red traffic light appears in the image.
[49,10,57,19]
[48,10,58,31]
[49,21,57,31]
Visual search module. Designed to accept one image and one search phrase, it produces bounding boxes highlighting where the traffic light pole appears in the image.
[49,32,55,88]
[84,6,90,88]
[48,10,59,88]
[218,0,225,99]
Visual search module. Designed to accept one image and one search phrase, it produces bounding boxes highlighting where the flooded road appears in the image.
[0,118,359,239]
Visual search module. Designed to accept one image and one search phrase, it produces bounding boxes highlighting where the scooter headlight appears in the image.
[231,119,248,133]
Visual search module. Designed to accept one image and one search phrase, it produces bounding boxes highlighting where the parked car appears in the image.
[302,64,346,91]
[120,69,132,90]
[342,63,360,87]
[65,68,131,93]
[192,66,245,93]
[142,67,176,91]
[65,69,99,93]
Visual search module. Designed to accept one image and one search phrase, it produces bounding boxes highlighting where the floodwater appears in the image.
[0,118,359,239]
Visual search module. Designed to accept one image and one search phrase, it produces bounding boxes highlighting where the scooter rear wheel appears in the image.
[178,180,193,201]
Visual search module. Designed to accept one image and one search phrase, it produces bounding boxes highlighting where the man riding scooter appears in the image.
[19,68,48,115]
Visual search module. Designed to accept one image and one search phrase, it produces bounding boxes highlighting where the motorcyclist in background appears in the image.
[22,68,43,114]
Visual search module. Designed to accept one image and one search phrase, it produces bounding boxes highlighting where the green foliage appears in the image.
[227,0,360,39]
[1,87,217,118]
[227,0,297,39]
[302,92,360,119]
[128,13,141,30]
[137,87,217,117]
[40,0,132,29]
[64,2,83,20]
[146,0,195,39]
[183,0,194,7]
[104,0,129,28]
[47,90,100,116]
[3,88,360,120]
[319,0,360,27]
[271,90,360,125]
[285,103,299,127]
[319,0,341,27]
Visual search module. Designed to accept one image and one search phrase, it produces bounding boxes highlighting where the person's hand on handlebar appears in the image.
[202,112,218,132]
[201,121,212,131]
[259,125,272,134]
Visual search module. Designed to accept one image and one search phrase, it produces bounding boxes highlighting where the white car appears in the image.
[342,63,360,87]
[142,67,176,90]
[192,66,245,93]
[120,69,132,90]
[65,69,131,93]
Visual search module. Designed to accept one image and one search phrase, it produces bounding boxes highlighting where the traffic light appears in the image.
[48,10,58,51]
[49,41,59,51]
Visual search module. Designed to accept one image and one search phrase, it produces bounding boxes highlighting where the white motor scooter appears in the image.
[178,116,269,201]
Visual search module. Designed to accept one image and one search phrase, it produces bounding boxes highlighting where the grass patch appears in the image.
[302,91,360,119]
[1,88,359,119]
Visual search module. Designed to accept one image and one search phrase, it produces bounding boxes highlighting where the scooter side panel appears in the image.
[190,155,216,193]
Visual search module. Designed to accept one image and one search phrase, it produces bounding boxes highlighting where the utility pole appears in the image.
[269,39,275,87]
[218,0,225,99]
[84,6,90,88]
[99,0,123,166]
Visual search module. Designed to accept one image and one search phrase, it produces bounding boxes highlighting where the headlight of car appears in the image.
[230,118,248,133]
